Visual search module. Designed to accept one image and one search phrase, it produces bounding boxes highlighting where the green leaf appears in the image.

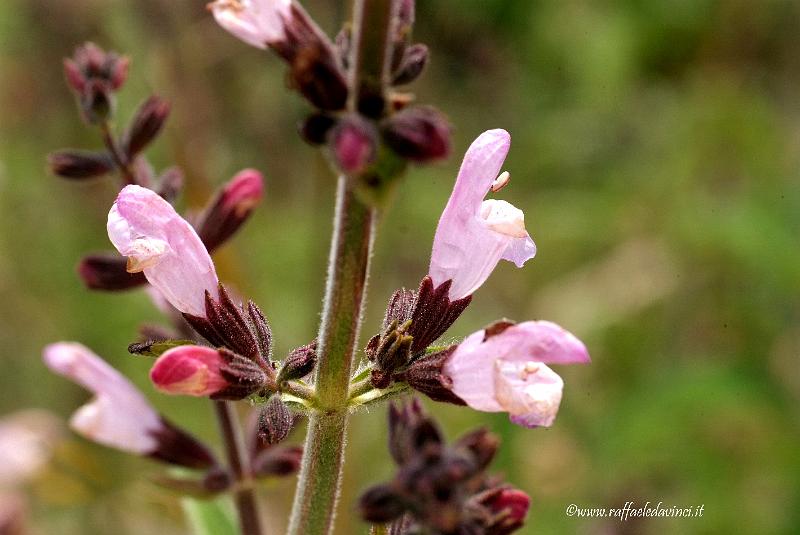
[128,339,195,358]
[181,496,238,535]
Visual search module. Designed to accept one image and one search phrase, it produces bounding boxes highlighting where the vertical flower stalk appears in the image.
[287,1,395,534]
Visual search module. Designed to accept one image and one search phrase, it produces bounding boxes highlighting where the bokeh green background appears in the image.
[1,0,799,533]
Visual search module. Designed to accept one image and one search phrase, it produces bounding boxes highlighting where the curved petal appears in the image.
[210,0,292,49]
[429,130,512,299]
[108,185,218,317]
[43,342,162,454]
[442,330,504,412]
[480,321,590,365]
[495,361,563,428]
[501,233,537,268]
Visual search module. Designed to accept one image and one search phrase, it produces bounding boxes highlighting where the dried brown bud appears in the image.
[257,396,293,446]
[48,150,113,179]
[124,95,171,157]
[382,106,452,163]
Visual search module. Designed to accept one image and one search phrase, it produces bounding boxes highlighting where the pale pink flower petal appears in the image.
[429,129,536,299]
[108,185,218,317]
[495,361,563,428]
[43,342,162,454]
[210,0,292,49]
[443,321,589,428]
[150,346,230,397]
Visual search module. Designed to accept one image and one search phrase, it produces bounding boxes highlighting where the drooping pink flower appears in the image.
[443,321,590,428]
[209,0,293,49]
[429,129,536,300]
[107,185,219,317]
[150,346,230,397]
[43,342,163,454]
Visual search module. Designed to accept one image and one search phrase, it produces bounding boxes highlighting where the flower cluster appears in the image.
[359,399,530,534]
[42,2,591,533]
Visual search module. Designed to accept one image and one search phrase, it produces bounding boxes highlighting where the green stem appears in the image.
[214,401,264,535]
[287,2,395,533]
[287,177,376,535]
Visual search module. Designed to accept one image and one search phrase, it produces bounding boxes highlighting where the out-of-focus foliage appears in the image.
[1,0,798,534]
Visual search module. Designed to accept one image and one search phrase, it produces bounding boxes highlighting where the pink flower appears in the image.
[429,129,536,300]
[107,185,219,317]
[209,0,293,49]
[150,346,230,397]
[43,342,163,454]
[443,321,590,428]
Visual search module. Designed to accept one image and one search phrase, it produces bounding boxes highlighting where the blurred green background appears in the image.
[1,0,799,533]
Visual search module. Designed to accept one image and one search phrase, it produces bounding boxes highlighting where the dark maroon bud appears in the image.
[407,276,472,354]
[392,44,428,86]
[124,95,171,157]
[202,467,234,493]
[184,285,262,361]
[271,4,349,111]
[402,347,466,406]
[359,484,406,523]
[388,399,443,465]
[149,419,218,469]
[454,428,499,472]
[368,320,413,389]
[156,166,184,203]
[80,79,114,124]
[384,287,415,328]
[211,347,270,401]
[48,149,113,179]
[257,396,293,446]
[247,301,273,364]
[382,106,452,164]
[108,55,131,90]
[77,254,147,291]
[277,340,317,384]
[195,169,264,252]
[253,445,303,477]
[299,113,337,146]
[330,116,378,174]
[63,58,87,93]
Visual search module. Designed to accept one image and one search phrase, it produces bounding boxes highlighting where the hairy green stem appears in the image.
[287,177,376,535]
[214,401,264,535]
[287,1,395,533]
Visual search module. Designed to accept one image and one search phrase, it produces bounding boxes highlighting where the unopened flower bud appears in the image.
[359,484,406,524]
[475,487,530,535]
[150,346,231,397]
[257,396,292,446]
[195,169,265,252]
[77,254,147,291]
[277,341,317,383]
[299,113,337,146]
[383,106,451,163]
[48,150,113,180]
[124,95,171,157]
[330,116,378,175]
[392,43,428,86]
[253,445,303,477]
